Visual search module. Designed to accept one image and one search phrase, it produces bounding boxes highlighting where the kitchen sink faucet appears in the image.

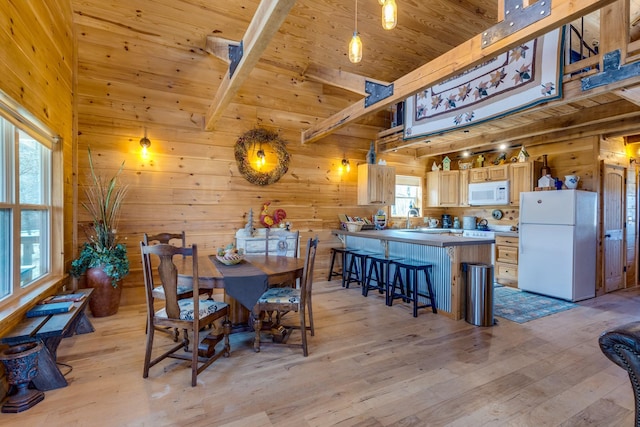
[407,208,419,228]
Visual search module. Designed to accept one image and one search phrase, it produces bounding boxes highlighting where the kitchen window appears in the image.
[0,116,53,302]
[392,175,422,217]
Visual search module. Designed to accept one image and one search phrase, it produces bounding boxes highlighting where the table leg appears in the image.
[31,344,67,391]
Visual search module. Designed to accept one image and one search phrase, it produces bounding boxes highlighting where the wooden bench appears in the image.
[1,288,95,391]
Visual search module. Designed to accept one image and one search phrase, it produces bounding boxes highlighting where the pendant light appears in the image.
[381,0,397,30]
[348,0,362,63]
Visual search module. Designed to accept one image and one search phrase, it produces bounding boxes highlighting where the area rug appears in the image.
[493,286,578,324]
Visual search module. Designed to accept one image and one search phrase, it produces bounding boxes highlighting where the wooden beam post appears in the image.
[204,0,296,131]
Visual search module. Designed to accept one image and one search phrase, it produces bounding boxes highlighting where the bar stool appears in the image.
[343,249,373,289]
[388,259,437,317]
[363,254,402,298]
[327,247,348,282]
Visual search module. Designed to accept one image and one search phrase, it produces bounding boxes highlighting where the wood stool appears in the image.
[328,247,347,282]
[343,250,373,289]
[389,259,437,317]
[363,254,402,298]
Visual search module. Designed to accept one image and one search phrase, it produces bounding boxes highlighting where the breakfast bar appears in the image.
[334,229,494,320]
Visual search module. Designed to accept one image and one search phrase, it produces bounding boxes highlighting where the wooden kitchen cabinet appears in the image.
[426,170,459,207]
[458,169,469,206]
[357,164,396,205]
[469,164,508,183]
[509,160,541,206]
[495,234,519,287]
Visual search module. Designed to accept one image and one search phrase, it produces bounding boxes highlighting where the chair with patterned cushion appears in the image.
[143,231,193,340]
[253,237,318,356]
[141,242,231,387]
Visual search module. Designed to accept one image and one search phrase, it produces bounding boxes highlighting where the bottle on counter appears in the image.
[540,154,551,177]
[453,217,460,229]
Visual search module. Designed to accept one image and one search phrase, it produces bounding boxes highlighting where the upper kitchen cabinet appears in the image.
[469,164,508,183]
[509,160,541,205]
[357,164,396,205]
[459,169,469,206]
[426,170,459,207]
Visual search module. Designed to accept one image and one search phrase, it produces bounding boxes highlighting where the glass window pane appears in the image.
[0,120,8,203]
[19,131,44,205]
[21,209,48,286]
[0,209,10,299]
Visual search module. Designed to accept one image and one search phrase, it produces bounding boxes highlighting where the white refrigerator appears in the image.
[518,190,597,301]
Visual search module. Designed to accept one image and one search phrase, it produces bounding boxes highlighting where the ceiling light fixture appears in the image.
[381,0,397,30]
[348,0,362,63]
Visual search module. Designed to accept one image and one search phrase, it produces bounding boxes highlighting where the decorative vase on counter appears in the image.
[565,175,580,189]
[366,142,376,164]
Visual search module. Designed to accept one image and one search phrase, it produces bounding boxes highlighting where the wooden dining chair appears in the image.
[265,229,300,258]
[143,231,194,340]
[143,231,186,249]
[141,242,231,387]
[253,236,318,356]
[265,229,301,292]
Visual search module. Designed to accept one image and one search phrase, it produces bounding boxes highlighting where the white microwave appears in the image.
[468,180,510,205]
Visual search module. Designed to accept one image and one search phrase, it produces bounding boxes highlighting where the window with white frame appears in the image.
[392,175,422,217]
[0,118,52,301]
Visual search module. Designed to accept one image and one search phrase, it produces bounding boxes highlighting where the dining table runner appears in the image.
[210,256,268,311]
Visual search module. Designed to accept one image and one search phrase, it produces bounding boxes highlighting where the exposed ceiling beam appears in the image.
[204,0,296,131]
[301,0,617,145]
[615,85,640,107]
[303,64,390,97]
[205,36,240,64]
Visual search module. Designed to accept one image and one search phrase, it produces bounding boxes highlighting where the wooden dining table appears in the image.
[177,254,305,326]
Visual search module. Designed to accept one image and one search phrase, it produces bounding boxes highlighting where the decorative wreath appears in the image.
[234,128,290,186]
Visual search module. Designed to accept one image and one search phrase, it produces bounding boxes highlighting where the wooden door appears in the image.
[603,163,626,293]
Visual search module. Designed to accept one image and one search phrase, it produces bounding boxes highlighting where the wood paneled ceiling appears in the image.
[72,0,640,158]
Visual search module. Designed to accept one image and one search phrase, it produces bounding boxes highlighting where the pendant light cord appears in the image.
[354,0,358,34]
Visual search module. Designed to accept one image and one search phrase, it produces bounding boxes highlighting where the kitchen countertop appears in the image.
[334,228,494,247]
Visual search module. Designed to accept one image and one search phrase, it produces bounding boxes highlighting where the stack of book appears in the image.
[42,293,86,304]
[25,293,86,318]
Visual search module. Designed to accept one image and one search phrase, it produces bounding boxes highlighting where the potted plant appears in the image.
[70,148,129,317]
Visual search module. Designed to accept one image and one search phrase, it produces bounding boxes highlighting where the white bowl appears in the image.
[216,253,245,265]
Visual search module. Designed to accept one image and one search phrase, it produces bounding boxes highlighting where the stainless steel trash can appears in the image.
[463,263,494,326]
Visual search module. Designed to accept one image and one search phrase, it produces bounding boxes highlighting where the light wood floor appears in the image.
[4,280,640,426]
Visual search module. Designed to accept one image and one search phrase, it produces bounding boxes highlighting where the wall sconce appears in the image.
[342,158,351,172]
[257,148,266,165]
[140,128,151,157]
